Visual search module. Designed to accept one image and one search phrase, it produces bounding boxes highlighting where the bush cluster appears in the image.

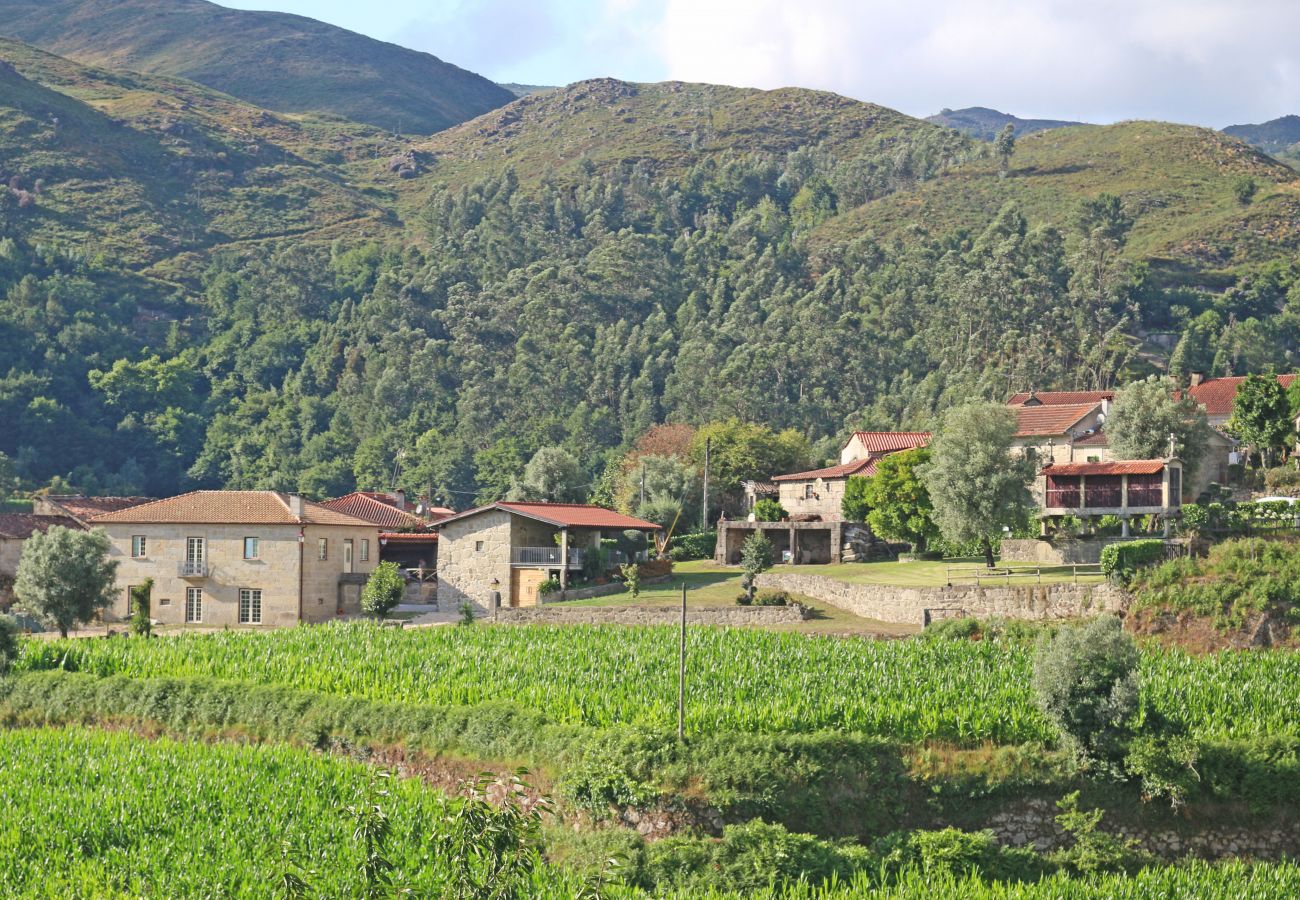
[666,532,715,561]
[1099,539,1166,580]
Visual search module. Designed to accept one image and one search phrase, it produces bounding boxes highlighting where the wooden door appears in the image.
[510,569,547,607]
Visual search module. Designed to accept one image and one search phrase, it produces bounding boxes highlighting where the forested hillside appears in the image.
[2,40,1299,506]
[0,0,514,134]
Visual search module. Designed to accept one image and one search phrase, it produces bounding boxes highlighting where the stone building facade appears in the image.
[436,502,660,611]
[92,491,378,628]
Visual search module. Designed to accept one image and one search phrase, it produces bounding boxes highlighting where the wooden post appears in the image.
[677,583,686,741]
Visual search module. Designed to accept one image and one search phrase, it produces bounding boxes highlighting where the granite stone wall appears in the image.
[755,573,1127,625]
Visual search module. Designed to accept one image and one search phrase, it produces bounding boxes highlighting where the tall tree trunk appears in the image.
[982,535,995,569]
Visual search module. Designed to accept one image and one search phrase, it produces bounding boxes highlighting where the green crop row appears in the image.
[17,623,1300,745]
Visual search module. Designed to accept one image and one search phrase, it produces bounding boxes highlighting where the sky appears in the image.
[219,0,1300,127]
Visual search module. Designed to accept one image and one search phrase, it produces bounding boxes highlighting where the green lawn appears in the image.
[776,559,1104,587]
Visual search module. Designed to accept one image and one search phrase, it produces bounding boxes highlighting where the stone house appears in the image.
[0,514,84,610]
[435,501,660,610]
[1012,402,1112,465]
[1183,373,1298,430]
[771,431,931,522]
[320,490,447,573]
[91,491,379,628]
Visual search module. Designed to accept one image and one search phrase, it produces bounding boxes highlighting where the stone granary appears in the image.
[435,502,660,610]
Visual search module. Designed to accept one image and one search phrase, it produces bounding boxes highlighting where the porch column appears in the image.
[559,528,569,590]
[830,522,842,564]
[789,525,797,565]
[1121,518,1130,537]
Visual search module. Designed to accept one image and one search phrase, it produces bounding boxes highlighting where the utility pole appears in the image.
[640,464,646,507]
[678,582,686,741]
[701,437,711,532]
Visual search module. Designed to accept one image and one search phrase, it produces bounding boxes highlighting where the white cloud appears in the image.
[656,0,1300,126]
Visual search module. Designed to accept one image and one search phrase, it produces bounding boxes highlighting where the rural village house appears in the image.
[92,491,379,628]
[320,490,452,603]
[436,501,660,610]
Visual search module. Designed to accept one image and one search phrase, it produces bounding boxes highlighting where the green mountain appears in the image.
[926,106,1086,140]
[0,0,514,134]
[0,37,400,272]
[1224,115,1300,161]
[4,36,1300,510]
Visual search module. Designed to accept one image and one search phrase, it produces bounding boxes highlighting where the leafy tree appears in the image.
[1032,616,1139,768]
[508,446,586,503]
[1105,376,1209,481]
[690,421,811,519]
[922,403,1035,567]
[752,498,786,521]
[994,123,1016,173]
[841,475,871,522]
[864,448,938,551]
[14,526,118,637]
[0,451,15,503]
[739,531,774,603]
[1226,374,1293,467]
[0,614,17,674]
[1232,175,1258,206]
[361,562,406,619]
[129,578,153,637]
[618,454,699,524]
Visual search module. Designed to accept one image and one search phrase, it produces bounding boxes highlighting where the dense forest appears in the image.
[2,41,1300,510]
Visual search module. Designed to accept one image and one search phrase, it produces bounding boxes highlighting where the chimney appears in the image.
[1189,372,1205,388]
[287,493,306,518]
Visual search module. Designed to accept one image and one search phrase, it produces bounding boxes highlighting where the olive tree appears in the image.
[1106,375,1209,481]
[922,403,1035,567]
[14,525,118,638]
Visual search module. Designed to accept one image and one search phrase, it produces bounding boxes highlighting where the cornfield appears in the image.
[18,623,1299,744]
[0,727,585,898]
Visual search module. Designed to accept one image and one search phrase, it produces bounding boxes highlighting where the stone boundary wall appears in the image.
[755,573,1127,625]
[495,604,810,627]
[986,798,1300,860]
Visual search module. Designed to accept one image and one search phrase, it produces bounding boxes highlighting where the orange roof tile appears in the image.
[1041,460,1166,476]
[438,502,661,530]
[40,496,152,522]
[1014,402,1102,437]
[1184,375,1299,416]
[1007,390,1115,406]
[847,432,931,453]
[773,458,878,482]
[321,492,425,529]
[378,531,439,543]
[90,491,376,527]
[0,514,83,539]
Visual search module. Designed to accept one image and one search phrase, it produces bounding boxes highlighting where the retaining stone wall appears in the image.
[755,573,1127,625]
[495,604,809,626]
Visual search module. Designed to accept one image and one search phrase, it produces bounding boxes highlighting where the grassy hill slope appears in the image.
[0,0,514,135]
[0,37,401,270]
[812,121,1300,280]
[402,78,956,189]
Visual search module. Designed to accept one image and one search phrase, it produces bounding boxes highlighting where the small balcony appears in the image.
[178,560,208,578]
[510,547,631,569]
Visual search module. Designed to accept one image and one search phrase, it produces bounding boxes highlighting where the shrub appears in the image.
[1264,465,1300,495]
[739,531,774,603]
[361,562,405,619]
[457,602,475,626]
[1049,791,1148,875]
[619,562,641,599]
[1032,617,1139,768]
[538,576,562,596]
[923,617,981,640]
[753,589,791,607]
[0,614,17,674]
[752,499,787,522]
[1099,539,1166,581]
[666,532,715,561]
[129,579,153,637]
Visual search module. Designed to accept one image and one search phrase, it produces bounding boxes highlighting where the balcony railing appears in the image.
[510,548,632,568]
[178,560,208,578]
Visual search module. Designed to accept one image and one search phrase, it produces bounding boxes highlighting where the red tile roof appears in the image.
[1014,403,1102,437]
[0,514,83,540]
[39,496,152,522]
[321,492,426,529]
[773,458,878,482]
[1041,460,1167,476]
[437,502,661,530]
[90,491,376,527]
[1007,390,1115,406]
[378,531,438,543]
[1072,431,1110,447]
[847,432,931,453]
[1184,375,1299,416]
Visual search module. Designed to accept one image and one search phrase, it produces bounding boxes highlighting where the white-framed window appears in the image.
[239,589,262,625]
[317,538,328,560]
[185,587,203,623]
[243,537,260,560]
[131,535,147,558]
[360,539,370,562]
[475,540,484,552]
